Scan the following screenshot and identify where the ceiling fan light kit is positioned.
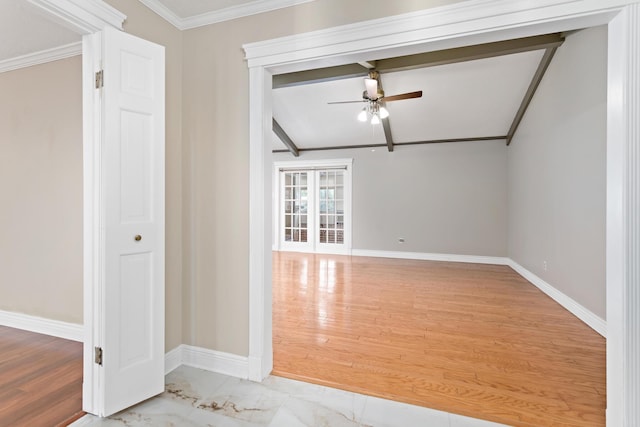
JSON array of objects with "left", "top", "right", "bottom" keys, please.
[
  {"left": 365, "top": 77, "right": 379, "bottom": 99},
  {"left": 358, "top": 101, "right": 389, "bottom": 124},
  {"left": 328, "top": 69, "right": 422, "bottom": 125}
]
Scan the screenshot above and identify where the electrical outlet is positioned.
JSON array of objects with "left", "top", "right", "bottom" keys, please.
[
  {"left": 398, "top": 238, "right": 405, "bottom": 243},
  {"left": 543, "top": 261, "right": 547, "bottom": 271}
]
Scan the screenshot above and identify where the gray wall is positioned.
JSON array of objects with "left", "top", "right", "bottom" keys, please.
[
  {"left": 274, "top": 139, "right": 508, "bottom": 257},
  {"left": 507, "top": 26, "right": 607, "bottom": 319}
]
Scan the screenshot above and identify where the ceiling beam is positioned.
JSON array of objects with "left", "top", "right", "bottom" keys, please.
[
  {"left": 273, "top": 64, "right": 368, "bottom": 89},
  {"left": 396, "top": 136, "right": 507, "bottom": 146},
  {"left": 271, "top": 136, "right": 507, "bottom": 154},
  {"left": 374, "top": 33, "right": 564, "bottom": 74},
  {"left": 506, "top": 46, "right": 558, "bottom": 146},
  {"left": 272, "top": 33, "right": 565, "bottom": 89},
  {"left": 376, "top": 73, "right": 394, "bottom": 152},
  {"left": 272, "top": 119, "right": 299, "bottom": 157}
]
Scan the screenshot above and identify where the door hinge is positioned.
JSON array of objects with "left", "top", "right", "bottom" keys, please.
[
  {"left": 94, "top": 346, "right": 103, "bottom": 366},
  {"left": 95, "top": 70, "right": 104, "bottom": 89}
]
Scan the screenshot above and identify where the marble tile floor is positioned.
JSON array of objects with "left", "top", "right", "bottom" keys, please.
[{"left": 70, "top": 366, "right": 509, "bottom": 427}]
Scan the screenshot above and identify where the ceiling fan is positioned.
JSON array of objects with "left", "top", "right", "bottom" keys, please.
[{"left": 328, "top": 70, "right": 423, "bottom": 124}]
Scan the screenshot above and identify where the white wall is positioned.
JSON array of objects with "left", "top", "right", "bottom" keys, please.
[
  {"left": 507, "top": 26, "right": 607, "bottom": 319},
  {"left": 274, "top": 139, "right": 508, "bottom": 257}
]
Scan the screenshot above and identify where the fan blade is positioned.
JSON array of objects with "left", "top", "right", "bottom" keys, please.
[
  {"left": 327, "top": 100, "right": 365, "bottom": 104},
  {"left": 383, "top": 91, "right": 423, "bottom": 102},
  {"left": 364, "top": 78, "right": 378, "bottom": 99}
]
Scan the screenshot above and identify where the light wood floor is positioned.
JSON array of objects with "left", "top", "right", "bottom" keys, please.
[
  {"left": 272, "top": 252, "right": 606, "bottom": 427},
  {"left": 0, "top": 326, "right": 84, "bottom": 427}
]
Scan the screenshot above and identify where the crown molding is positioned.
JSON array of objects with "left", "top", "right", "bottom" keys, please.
[
  {"left": 136, "top": 0, "right": 182, "bottom": 28},
  {"left": 138, "top": 0, "right": 315, "bottom": 31},
  {"left": 28, "top": 0, "right": 126, "bottom": 33},
  {"left": 0, "top": 41, "right": 82, "bottom": 74}
]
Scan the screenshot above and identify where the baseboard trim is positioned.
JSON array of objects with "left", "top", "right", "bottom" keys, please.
[
  {"left": 164, "top": 345, "right": 183, "bottom": 375},
  {"left": 507, "top": 260, "right": 606, "bottom": 337},
  {"left": 180, "top": 345, "right": 249, "bottom": 379},
  {"left": 0, "top": 309, "right": 83, "bottom": 342},
  {"left": 351, "top": 249, "right": 510, "bottom": 266}
]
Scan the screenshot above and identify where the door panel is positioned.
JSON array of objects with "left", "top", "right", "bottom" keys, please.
[
  {"left": 316, "top": 170, "right": 346, "bottom": 250},
  {"left": 280, "top": 171, "right": 312, "bottom": 252},
  {"left": 100, "top": 25, "right": 165, "bottom": 417},
  {"left": 118, "top": 252, "right": 152, "bottom": 365},
  {"left": 120, "top": 110, "right": 152, "bottom": 223}
]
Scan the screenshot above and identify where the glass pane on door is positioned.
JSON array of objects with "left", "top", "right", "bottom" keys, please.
[
  {"left": 283, "top": 172, "right": 308, "bottom": 243},
  {"left": 318, "top": 170, "right": 344, "bottom": 245}
]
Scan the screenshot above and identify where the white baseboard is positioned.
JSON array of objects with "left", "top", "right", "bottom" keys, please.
[
  {"left": 248, "top": 355, "right": 265, "bottom": 382},
  {"left": 351, "top": 249, "right": 510, "bottom": 265},
  {"left": 0, "top": 309, "right": 83, "bottom": 342},
  {"left": 166, "top": 344, "right": 249, "bottom": 380},
  {"left": 507, "top": 260, "right": 606, "bottom": 337},
  {"left": 164, "top": 345, "right": 183, "bottom": 375}
]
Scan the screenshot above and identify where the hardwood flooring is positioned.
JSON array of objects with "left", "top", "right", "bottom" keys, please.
[
  {"left": 272, "top": 252, "right": 606, "bottom": 427},
  {"left": 0, "top": 326, "right": 84, "bottom": 427}
]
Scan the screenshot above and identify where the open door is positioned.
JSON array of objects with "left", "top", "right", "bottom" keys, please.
[{"left": 83, "top": 25, "right": 165, "bottom": 417}]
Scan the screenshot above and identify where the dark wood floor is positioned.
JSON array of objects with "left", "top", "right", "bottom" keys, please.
[
  {"left": 272, "top": 251, "right": 606, "bottom": 427},
  {"left": 0, "top": 326, "right": 84, "bottom": 427}
]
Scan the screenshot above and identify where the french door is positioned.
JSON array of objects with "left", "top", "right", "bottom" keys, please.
[{"left": 276, "top": 161, "right": 351, "bottom": 254}]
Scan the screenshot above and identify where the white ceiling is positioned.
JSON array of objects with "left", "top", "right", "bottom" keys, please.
[
  {"left": 150, "top": 0, "right": 258, "bottom": 18},
  {"left": 272, "top": 50, "right": 545, "bottom": 151},
  {"left": 0, "top": 0, "right": 80, "bottom": 63}
]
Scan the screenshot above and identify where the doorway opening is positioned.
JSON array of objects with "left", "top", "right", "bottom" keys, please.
[{"left": 245, "top": 3, "right": 640, "bottom": 426}]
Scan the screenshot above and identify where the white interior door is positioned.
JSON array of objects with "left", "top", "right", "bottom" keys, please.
[{"left": 83, "top": 25, "right": 165, "bottom": 417}]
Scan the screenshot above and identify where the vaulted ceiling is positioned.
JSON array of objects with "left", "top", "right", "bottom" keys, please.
[{"left": 271, "top": 33, "right": 564, "bottom": 155}]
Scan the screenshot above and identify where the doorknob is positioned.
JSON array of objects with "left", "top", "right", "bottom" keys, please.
[{"left": 134, "top": 235, "right": 142, "bottom": 241}]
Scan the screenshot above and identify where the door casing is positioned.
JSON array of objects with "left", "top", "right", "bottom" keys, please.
[{"left": 245, "top": 2, "right": 640, "bottom": 426}]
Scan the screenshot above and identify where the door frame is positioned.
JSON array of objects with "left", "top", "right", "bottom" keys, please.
[
  {"left": 273, "top": 159, "right": 353, "bottom": 255},
  {"left": 28, "top": 0, "right": 127, "bottom": 416},
  {"left": 245, "top": 1, "right": 640, "bottom": 425}
]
